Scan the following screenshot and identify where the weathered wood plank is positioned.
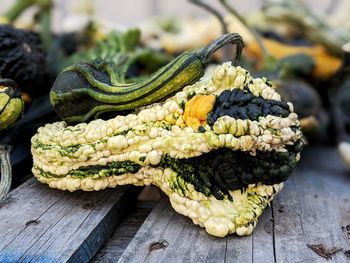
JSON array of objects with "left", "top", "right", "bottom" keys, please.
[
  {"left": 273, "top": 147, "right": 350, "bottom": 263},
  {"left": 117, "top": 199, "right": 177, "bottom": 263},
  {"left": 0, "top": 178, "right": 140, "bottom": 263},
  {"left": 252, "top": 206, "right": 275, "bottom": 263},
  {"left": 92, "top": 201, "right": 155, "bottom": 262},
  {"left": 183, "top": 227, "right": 226, "bottom": 263},
  {"left": 118, "top": 146, "right": 350, "bottom": 263},
  {"left": 118, "top": 199, "right": 274, "bottom": 263}
]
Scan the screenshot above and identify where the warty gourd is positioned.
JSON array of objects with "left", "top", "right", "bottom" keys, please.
[{"left": 31, "top": 60, "right": 303, "bottom": 237}]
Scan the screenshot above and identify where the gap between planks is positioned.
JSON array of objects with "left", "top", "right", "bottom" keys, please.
[{"left": 92, "top": 201, "right": 156, "bottom": 262}]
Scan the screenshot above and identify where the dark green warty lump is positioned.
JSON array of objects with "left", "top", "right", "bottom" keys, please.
[
  {"left": 207, "top": 88, "right": 291, "bottom": 125},
  {"left": 160, "top": 140, "right": 303, "bottom": 200},
  {"left": 37, "top": 140, "right": 302, "bottom": 200},
  {"left": 38, "top": 140, "right": 302, "bottom": 199},
  {"left": 39, "top": 161, "right": 141, "bottom": 179}
]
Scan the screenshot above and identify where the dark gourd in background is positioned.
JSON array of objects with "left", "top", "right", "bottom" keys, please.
[
  {"left": 0, "top": 25, "right": 48, "bottom": 96},
  {"left": 332, "top": 43, "right": 350, "bottom": 168},
  {"left": 254, "top": 54, "right": 322, "bottom": 133}
]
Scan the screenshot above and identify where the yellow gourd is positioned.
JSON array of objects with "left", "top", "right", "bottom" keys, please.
[{"left": 246, "top": 38, "right": 342, "bottom": 80}]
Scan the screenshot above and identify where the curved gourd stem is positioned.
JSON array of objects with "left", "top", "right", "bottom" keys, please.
[
  {"left": 4, "top": 0, "right": 52, "bottom": 22},
  {"left": 198, "top": 33, "right": 243, "bottom": 66},
  {"left": 219, "top": 0, "right": 269, "bottom": 57},
  {"left": 3, "top": 0, "right": 33, "bottom": 22},
  {"left": 189, "top": 0, "right": 228, "bottom": 34},
  {"left": 0, "top": 145, "right": 12, "bottom": 201},
  {"left": 3, "top": 0, "right": 53, "bottom": 52},
  {"left": 37, "top": 6, "right": 53, "bottom": 52},
  {"left": 189, "top": 0, "right": 231, "bottom": 62}
]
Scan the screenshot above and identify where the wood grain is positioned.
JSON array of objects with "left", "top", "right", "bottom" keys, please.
[
  {"left": 92, "top": 201, "right": 155, "bottom": 262},
  {"left": 118, "top": 146, "right": 350, "bottom": 263},
  {"left": 273, "top": 147, "right": 350, "bottom": 263},
  {"left": 0, "top": 179, "right": 140, "bottom": 263}
]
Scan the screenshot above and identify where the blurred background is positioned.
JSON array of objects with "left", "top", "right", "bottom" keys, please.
[{"left": 0, "top": 0, "right": 345, "bottom": 29}]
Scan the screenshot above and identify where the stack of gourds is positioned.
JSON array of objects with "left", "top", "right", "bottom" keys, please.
[{"left": 31, "top": 32, "right": 304, "bottom": 237}]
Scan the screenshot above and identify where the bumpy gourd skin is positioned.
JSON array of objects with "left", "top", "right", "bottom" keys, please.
[{"left": 31, "top": 63, "right": 303, "bottom": 237}]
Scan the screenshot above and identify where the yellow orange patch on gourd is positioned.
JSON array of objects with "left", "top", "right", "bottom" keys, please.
[{"left": 183, "top": 94, "right": 216, "bottom": 130}]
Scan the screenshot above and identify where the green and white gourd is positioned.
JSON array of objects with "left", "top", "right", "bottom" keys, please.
[
  {"left": 32, "top": 61, "right": 303, "bottom": 237},
  {"left": 50, "top": 33, "right": 243, "bottom": 124},
  {"left": 0, "top": 79, "right": 24, "bottom": 200}
]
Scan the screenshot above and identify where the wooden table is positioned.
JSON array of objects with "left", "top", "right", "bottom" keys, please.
[
  {"left": 0, "top": 146, "right": 349, "bottom": 262},
  {"left": 116, "top": 146, "right": 350, "bottom": 263},
  {"left": 0, "top": 181, "right": 140, "bottom": 262}
]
